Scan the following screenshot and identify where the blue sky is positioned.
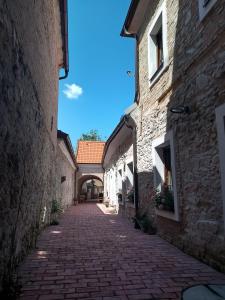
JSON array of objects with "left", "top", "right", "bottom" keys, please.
[{"left": 58, "top": 0, "right": 135, "bottom": 148}]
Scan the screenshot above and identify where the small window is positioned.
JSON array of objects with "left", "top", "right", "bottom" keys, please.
[
  {"left": 152, "top": 131, "right": 179, "bottom": 221},
  {"left": 117, "top": 169, "right": 123, "bottom": 192},
  {"left": 126, "top": 161, "right": 134, "bottom": 204},
  {"left": 198, "top": 0, "right": 217, "bottom": 20},
  {"left": 127, "top": 162, "right": 134, "bottom": 187},
  {"left": 51, "top": 116, "right": 53, "bottom": 131},
  {"left": 163, "top": 146, "right": 172, "bottom": 189},
  {"left": 156, "top": 28, "right": 164, "bottom": 70},
  {"left": 148, "top": 2, "right": 168, "bottom": 83},
  {"left": 61, "top": 176, "right": 66, "bottom": 183}
]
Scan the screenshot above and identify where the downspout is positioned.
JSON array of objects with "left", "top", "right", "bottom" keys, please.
[
  {"left": 59, "top": 0, "right": 69, "bottom": 80},
  {"left": 124, "top": 36, "right": 140, "bottom": 215}
]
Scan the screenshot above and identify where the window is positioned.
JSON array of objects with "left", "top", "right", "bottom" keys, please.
[
  {"left": 215, "top": 103, "right": 225, "bottom": 233},
  {"left": 198, "top": 0, "right": 217, "bottom": 20},
  {"left": 148, "top": 2, "right": 168, "bottom": 83},
  {"left": 117, "top": 168, "right": 123, "bottom": 203},
  {"left": 152, "top": 131, "right": 179, "bottom": 221},
  {"left": 127, "top": 162, "right": 134, "bottom": 187},
  {"left": 156, "top": 28, "right": 164, "bottom": 69},
  {"left": 126, "top": 160, "right": 135, "bottom": 204},
  {"left": 163, "top": 146, "right": 172, "bottom": 189}
]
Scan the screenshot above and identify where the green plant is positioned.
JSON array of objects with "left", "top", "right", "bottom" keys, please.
[
  {"left": 133, "top": 212, "right": 156, "bottom": 234},
  {"left": 51, "top": 199, "right": 62, "bottom": 214},
  {"left": 79, "top": 129, "right": 102, "bottom": 141},
  {"left": 50, "top": 219, "right": 59, "bottom": 226},
  {"left": 50, "top": 200, "right": 62, "bottom": 225},
  {"left": 126, "top": 188, "right": 134, "bottom": 202},
  {"left": 153, "top": 186, "right": 174, "bottom": 212}
]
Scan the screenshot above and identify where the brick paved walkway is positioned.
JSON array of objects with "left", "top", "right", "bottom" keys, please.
[{"left": 18, "top": 203, "right": 225, "bottom": 300}]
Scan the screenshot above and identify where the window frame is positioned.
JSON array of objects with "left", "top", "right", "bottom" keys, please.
[
  {"left": 215, "top": 103, "right": 225, "bottom": 234},
  {"left": 152, "top": 130, "right": 179, "bottom": 221},
  {"left": 117, "top": 165, "right": 123, "bottom": 204},
  {"left": 148, "top": 1, "right": 168, "bottom": 86},
  {"left": 125, "top": 157, "right": 135, "bottom": 206},
  {"left": 198, "top": 0, "right": 217, "bottom": 21}
]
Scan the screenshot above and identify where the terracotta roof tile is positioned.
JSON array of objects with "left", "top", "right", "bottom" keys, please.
[{"left": 76, "top": 141, "right": 105, "bottom": 164}]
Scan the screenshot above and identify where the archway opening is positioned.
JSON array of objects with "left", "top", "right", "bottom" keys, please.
[{"left": 78, "top": 176, "right": 103, "bottom": 202}]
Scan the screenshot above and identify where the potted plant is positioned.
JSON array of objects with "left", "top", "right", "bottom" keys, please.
[
  {"left": 153, "top": 185, "right": 174, "bottom": 212},
  {"left": 50, "top": 199, "right": 62, "bottom": 225},
  {"left": 126, "top": 188, "right": 134, "bottom": 203}
]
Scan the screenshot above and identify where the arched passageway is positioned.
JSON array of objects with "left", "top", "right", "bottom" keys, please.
[{"left": 78, "top": 175, "right": 103, "bottom": 202}]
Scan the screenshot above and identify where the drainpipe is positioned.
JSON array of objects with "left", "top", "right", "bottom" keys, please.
[
  {"left": 59, "top": 0, "right": 69, "bottom": 80},
  {"left": 124, "top": 36, "right": 140, "bottom": 215}
]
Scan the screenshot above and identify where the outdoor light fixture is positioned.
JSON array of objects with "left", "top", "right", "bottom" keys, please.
[
  {"left": 170, "top": 105, "right": 190, "bottom": 114},
  {"left": 126, "top": 70, "right": 135, "bottom": 77}
]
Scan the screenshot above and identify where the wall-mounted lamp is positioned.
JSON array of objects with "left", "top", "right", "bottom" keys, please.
[
  {"left": 126, "top": 70, "right": 135, "bottom": 77},
  {"left": 170, "top": 105, "right": 190, "bottom": 114}
]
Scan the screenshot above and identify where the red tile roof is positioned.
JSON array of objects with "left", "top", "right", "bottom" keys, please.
[{"left": 76, "top": 141, "right": 105, "bottom": 164}]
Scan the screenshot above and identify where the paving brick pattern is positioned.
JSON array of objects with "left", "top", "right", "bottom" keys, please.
[{"left": 18, "top": 203, "right": 225, "bottom": 300}]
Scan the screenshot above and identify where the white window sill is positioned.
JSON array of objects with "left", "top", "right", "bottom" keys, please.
[
  {"left": 149, "top": 63, "right": 169, "bottom": 89},
  {"left": 155, "top": 208, "right": 179, "bottom": 221}
]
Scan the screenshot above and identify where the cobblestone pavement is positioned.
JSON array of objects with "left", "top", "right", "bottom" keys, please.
[{"left": 18, "top": 203, "right": 225, "bottom": 300}]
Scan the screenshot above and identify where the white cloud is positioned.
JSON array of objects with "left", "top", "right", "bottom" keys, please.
[{"left": 63, "top": 83, "right": 83, "bottom": 99}]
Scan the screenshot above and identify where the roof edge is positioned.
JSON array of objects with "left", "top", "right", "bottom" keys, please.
[
  {"left": 102, "top": 116, "right": 127, "bottom": 165},
  {"left": 120, "top": 0, "right": 139, "bottom": 37},
  {"left": 59, "top": 0, "right": 69, "bottom": 80},
  {"left": 57, "top": 130, "right": 77, "bottom": 167}
]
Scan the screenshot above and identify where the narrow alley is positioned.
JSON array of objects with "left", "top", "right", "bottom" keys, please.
[{"left": 18, "top": 203, "right": 225, "bottom": 300}]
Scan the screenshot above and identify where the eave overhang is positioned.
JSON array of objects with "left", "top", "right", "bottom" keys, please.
[
  {"left": 57, "top": 130, "right": 77, "bottom": 168},
  {"left": 59, "top": 0, "right": 69, "bottom": 79},
  {"left": 120, "top": 0, "right": 149, "bottom": 38}
]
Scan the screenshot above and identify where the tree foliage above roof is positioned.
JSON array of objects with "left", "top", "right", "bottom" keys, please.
[{"left": 79, "top": 129, "right": 102, "bottom": 141}]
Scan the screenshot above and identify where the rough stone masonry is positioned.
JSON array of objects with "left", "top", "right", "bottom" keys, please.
[
  {"left": 0, "top": 0, "right": 65, "bottom": 293},
  {"left": 129, "top": 0, "right": 225, "bottom": 271}
]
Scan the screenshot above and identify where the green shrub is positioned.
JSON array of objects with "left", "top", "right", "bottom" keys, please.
[
  {"left": 153, "top": 186, "right": 174, "bottom": 212},
  {"left": 51, "top": 199, "right": 62, "bottom": 214}
]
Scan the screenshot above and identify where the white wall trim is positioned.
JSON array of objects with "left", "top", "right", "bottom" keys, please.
[
  {"left": 152, "top": 130, "right": 179, "bottom": 221},
  {"left": 216, "top": 103, "right": 225, "bottom": 233},
  {"left": 148, "top": 1, "right": 168, "bottom": 85}
]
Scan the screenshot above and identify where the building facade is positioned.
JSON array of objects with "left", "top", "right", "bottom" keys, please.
[
  {"left": 121, "top": 0, "right": 225, "bottom": 271},
  {"left": 56, "top": 130, "right": 77, "bottom": 210},
  {"left": 103, "top": 105, "right": 138, "bottom": 218},
  {"left": 75, "top": 141, "right": 105, "bottom": 201},
  {"left": 0, "top": 0, "right": 68, "bottom": 293}
]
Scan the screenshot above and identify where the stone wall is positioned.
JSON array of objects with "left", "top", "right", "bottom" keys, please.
[
  {"left": 103, "top": 127, "right": 135, "bottom": 219},
  {"left": 56, "top": 140, "right": 76, "bottom": 211},
  {"left": 76, "top": 164, "right": 104, "bottom": 199},
  {"left": 134, "top": 0, "right": 225, "bottom": 271},
  {"left": 0, "top": 0, "right": 63, "bottom": 292}
]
